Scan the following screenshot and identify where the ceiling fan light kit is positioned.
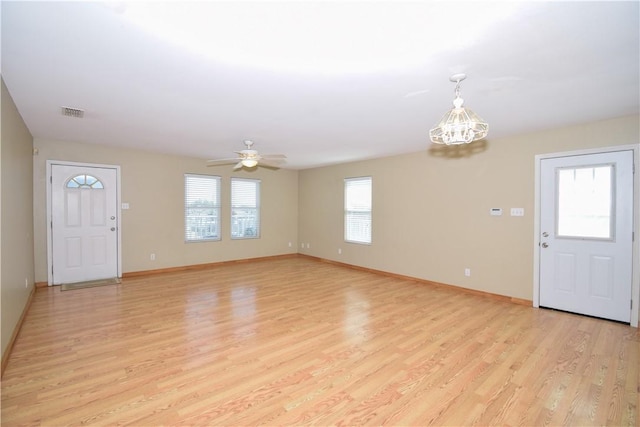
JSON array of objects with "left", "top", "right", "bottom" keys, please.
[
  {"left": 236, "top": 141, "right": 260, "bottom": 169},
  {"left": 429, "top": 73, "right": 489, "bottom": 145},
  {"left": 240, "top": 159, "right": 258, "bottom": 168}
]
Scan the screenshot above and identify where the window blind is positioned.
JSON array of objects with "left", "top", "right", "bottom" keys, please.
[
  {"left": 184, "top": 174, "right": 221, "bottom": 242},
  {"left": 344, "top": 177, "right": 372, "bottom": 244},
  {"left": 231, "top": 178, "right": 261, "bottom": 239}
]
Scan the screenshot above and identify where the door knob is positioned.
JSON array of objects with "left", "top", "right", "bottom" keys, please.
[
  {"left": 542, "top": 232, "right": 549, "bottom": 237},
  {"left": 111, "top": 227, "right": 116, "bottom": 231},
  {"left": 541, "top": 242, "right": 549, "bottom": 248}
]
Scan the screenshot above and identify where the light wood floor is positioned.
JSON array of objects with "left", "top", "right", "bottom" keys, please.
[{"left": 2, "top": 257, "right": 638, "bottom": 426}]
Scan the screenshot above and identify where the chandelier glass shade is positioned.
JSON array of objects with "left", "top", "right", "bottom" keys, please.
[
  {"left": 429, "top": 74, "right": 488, "bottom": 145},
  {"left": 241, "top": 159, "right": 258, "bottom": 168}
]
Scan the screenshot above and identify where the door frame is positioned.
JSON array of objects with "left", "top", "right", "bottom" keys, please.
[
  {"left": 46, "top": 160, "right": 122, "bottom": 286},
  {"left": 533, "top": 144, "right": 640, "bottom": 327}
]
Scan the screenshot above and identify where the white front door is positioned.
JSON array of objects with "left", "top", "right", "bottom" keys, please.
[
  {"left": 51, "top": 164, "right": 119, "bottom": 284},
  {"left": 539, "top": 150, "right": 633, "bottom": 322}
]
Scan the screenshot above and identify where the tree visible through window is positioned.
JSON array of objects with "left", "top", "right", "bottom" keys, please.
[
  {"left": 345, "top": 177, "right": 372, "bottom": 244},
  {"left": 184, "top": 174, "right": 221, "bottom": 242},
  {"left": 231, "top": 178, "right": 260, "bottom": 239}
]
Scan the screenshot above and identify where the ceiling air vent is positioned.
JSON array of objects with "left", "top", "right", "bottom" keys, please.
[{"left": 61, "top": 106, "right": 85, "bottom": 118}]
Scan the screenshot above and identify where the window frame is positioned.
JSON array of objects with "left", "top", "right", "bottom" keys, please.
[
  {"left": 184, "top": 174, "right": 221, "bottom": 243},
  {"left": 344, "top": 176, "right": 372, "bottom": 245},
  {"left": 231, "top": 177, "right": 261, "bottom": 240}
]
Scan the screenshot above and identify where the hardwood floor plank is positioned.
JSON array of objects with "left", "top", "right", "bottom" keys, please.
[{"left": 1, "top": 257, "right": 638, "bottom": 426}]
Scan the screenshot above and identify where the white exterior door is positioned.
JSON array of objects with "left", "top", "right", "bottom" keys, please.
[
  {"left": 539, "top": 150, "right": 633, "bottom": 322},
  {"left": 51, "top": 164, "right": 119, "bottom": 284}
]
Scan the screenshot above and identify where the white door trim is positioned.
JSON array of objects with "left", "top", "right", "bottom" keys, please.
[
  {"left": 46, "top": 160, "right": 122, "bottom": 286},
  {"left": 533, "top": 144, "right": 640, "bottom": 327}
]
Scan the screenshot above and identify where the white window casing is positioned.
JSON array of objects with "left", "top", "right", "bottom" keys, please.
[
  {"left": 345, "top": 176, "right": 372, "bottom": 244},
  {"left": 231, "top": 177, "right": 261, "bottom": 239},
  {"left": 185, "top": 174, "right": 221, "bottom": 242}
]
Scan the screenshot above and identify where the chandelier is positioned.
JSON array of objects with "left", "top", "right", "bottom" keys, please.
[{"left": 429, "top": 74, "right": 488, "bottom": 145}]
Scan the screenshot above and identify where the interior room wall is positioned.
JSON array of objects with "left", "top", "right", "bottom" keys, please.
[
  {"left": 25, "top": 115, "right": 640, "bottom": 310},
  {"left": 298, "top": 115, "right": 639, "bottom": 302},
  {"left": 32, "top": 139, "right": 299, "bottom": 283},
  {"left": 1, "top": 79, "right": 35, "bottom": 359}
]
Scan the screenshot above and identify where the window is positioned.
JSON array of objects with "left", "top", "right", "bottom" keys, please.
[
  {"left": 556, "top": 164, "right": 614, "bottom": 239},
  {"left": 345, "top": 177, "right": 372, "bottom": 244},
  {"left": 66, "top": 174, "right": 104, "bottom": 189},
  {"left": 184, "top": 174, "right": 221, "bottom": 242},
  {"left": 231, "top": 178, "right": 260, "bottom": 239}
]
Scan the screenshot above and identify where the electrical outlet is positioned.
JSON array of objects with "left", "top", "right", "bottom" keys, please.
[
  {"left": 464, "top": 268, "right": 471, "bottom": 277},
  {"left": 338, "top": 248, "right": 342, "bottom": 255},
  {"left": 288, "top": 242, "right": 292, "bottom": 247},
  {"left": 301, "top": 243, "right": 304, "bottom": 249},
  {"left": 306, "top": 243, "right": 310, "bottom": 249},
  {"left": 150, "top": 253, "right": 156, "bottom": 261},
  {"left": 25, "top": 278, "right": 29, "bottom": 288}
]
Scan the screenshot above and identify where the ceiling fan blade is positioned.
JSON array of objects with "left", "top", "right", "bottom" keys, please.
[
  {"left": 233, "top": 161, "right": 244, "bottom": 170},
  {"left": 259, "top": 159, "right": 286, "bottom": 168},
  {"left": 206, "top": 158, "right": 240, "bottom": 166},
  {"left": 260, "top": 154, "right": 287, "bottom": 159}
]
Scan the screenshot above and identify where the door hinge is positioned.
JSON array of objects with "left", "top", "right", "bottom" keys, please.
[
  {"left": 631, "top": 299, "right": 633, "bottom": 310},
  {"left": 50, "top": 175, "right": 52, "bottom": 183}
]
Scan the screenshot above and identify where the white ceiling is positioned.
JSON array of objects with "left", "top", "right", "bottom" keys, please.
[{"left": 1, "top": 1, "right": 638, "bottom": 169}]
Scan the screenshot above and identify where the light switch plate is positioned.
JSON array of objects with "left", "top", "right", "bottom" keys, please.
[{"left": 510, "top": 208, "right": 525, "bottom": 216}]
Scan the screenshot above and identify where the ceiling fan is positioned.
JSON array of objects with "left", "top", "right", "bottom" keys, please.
[{"left": 207, "top": 140, "right": 287, "bottom": 170}]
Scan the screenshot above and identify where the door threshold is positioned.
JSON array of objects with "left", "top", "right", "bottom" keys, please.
[
  {"left": 60, "top": 277, "right": 121, "bottom": 291},
  {"left": 539, "top": 306, "right": 630, "bottom": 325}
]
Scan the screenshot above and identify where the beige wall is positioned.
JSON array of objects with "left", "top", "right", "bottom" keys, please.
[
  {"left": 1, "top": 79, "right": 35, "bottom": 358},
  {"left": 298, "top": 115, "right": 639, "bottom": 301},
  {"left": 33, "top": 139, "right": 299, "bottom": 282},
  {"left": 18, "top": 113, "right": 640, "bottom": 331}
]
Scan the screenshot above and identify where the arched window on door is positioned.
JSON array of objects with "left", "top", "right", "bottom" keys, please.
[{"left": 66, "top": 174, "right": 104, "bottom": 189}]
